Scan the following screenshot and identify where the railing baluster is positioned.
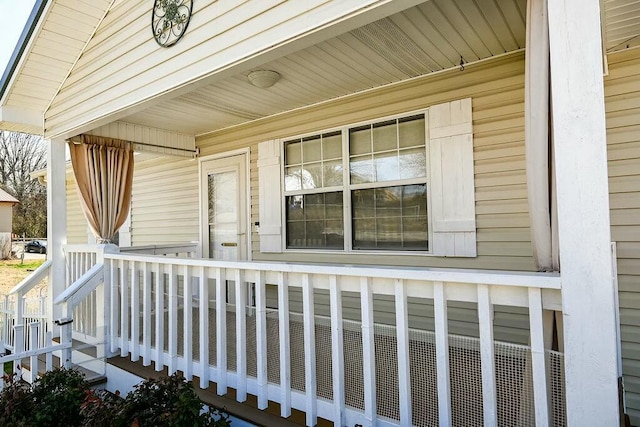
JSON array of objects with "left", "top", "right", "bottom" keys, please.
[
  {"left": 434, "top": 281, "right": 452, "bottom": 426},
  {"left": 45, "top": 331, "right": 52, "bottom": 372},
  {"left": 216, "top": 267, "right": 227, "bottom": 395},
  {"left": 130, "top": 261, "right": 140, "bottom": 362},
  {"left": 142, "top": 262, "right": 152, "bottom": 366},
  {"left": 302, "top": 273, "right": 317, "bottom": 426},
  {"left": 184, "top": 265, "right": 193, "bottom": 381},
  {"left": 329, "top": 275, "right": 345, "bottom": 426},
  {"left": 120, "top": 259, "right": 129, "bottom": 357},
  {"left": 198, "top": 266, "right": 209, "bottom": 388},
  {"left": 155, "top": 263, "right": 164, "bottom": 371},
  {"left": 360, "top": 277, "right": 376, "bottom": 426},
  {"left": 168, "top": 264, "right": 178, "bottom": 375},
  {"left": 395, "top": 279, "right": 412, "bottom": 424},
  {"left": 109, "top": 259, "right": 119, "bottom": 354},
  {"left": 13, "top": 324, "right": 23, "bottom": 374},
  {"left": 235, "top": 269, "right": 247, "bottom": 402},
  {"left": 255, "top": 270, "right": 268, "bottom": 409},
  {"left": 478, "top": 284, "right": 497, "bottom": 426},
  {"left": 278, "top": 271, "right": 291, "bottom": 417},
  {"left": 29, "top": 323, "right": 39, "bottom": 382},
  {"left": 529, "top": 287, "right": 549, "bottom": 427}
]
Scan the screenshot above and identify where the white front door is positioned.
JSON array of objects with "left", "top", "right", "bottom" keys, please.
[{"left": 200, "top": 154, "right": 248, "bottom": 260}]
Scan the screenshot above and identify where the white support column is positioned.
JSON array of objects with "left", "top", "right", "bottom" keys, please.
[
  {"left": 548, "top": 0, "right": 619, "bottom": 425},
  {"left": 47, "top": 138, "right": 67, "bottom": 326}
]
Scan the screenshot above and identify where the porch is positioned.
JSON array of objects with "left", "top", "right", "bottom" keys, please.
[{"left": 1, "top": 243, "right": 567, "bottom": 426}]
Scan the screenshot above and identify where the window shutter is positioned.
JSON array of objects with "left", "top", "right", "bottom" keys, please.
[
  {"left": 428, "top": 98, "right": 477, "bottom": 257},
  {"left": 258, "top": 140, "right": 283, "bottom": 252}
]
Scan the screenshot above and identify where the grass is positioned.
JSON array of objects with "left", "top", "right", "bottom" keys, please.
[{"left": 0, "top": 259, "right": 46, "bottom": 295}]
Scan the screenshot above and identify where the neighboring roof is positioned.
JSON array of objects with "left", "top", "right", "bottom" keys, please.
[{"left": 0, "top": 188, "right": 19, "bottom": 204}]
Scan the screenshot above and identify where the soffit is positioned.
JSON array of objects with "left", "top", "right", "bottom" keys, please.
[
  {"left": 603, "top": 0, "right": 640, "bottom": 52},
  {"left": 2, "top": 0, "right": 111, "bottom": 112},
  {"left": 122, "top": 0, "right": 528, "bottom": 136}
]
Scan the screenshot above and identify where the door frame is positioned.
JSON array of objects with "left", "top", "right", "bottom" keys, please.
[{"left": 198, "top": 148, "right": 252, "bottom": 261}]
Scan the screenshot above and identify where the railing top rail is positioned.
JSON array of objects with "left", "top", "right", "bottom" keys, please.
[
  {"left": 120, "top": 242, "right": 199, "bottom": 255},
  {"left": 54, "top": 263, "right": 104, "bottom": 306},
  {"left": 9, "top": 260, "right": 52, "bottom": 295},
  {"left": 103, "top": 253, "right": 561, "bottom": 289}
]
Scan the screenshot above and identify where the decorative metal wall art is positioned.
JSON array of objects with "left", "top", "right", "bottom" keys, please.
[{"left": 152, "top": 0, "right": 193, "bottom": 47}]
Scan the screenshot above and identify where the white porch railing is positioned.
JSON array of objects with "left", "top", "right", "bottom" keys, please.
[
  {"left": 0, "top": 260, "right": 51, "bottom": 353},
  {"left": 99, "top": 252, "right": 564, "bottom": 427}
]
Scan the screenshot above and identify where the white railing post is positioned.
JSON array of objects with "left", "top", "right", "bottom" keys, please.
[
  {"left": 477, "top": 284, "right": 497, "bottom": 426},
  {"left": 360, "top": 277, "right": 376, "bottom": 427},
  {"left": 302, "top": 273, "right": 317, "bottom": 426},
  {"left": 395, "top": 279, "right": 412, "bottom": 425},
  {"left": 183, "top": 265, "right": 193, "bottom": 381},
  {"left": 29, "top": 322, "right": 39, "bottom": 381},
  {"left": 47, "top": 137, "right": 67, "bottom": 329},
  {"left": 329, "top": 275, "right": 345, "bottom": 426},
  {"left": 215, "top": 267, "right": 227, "bottom": 395},
  {"left": 13, "top": 324, "right": 24, "bottom": 374},
  {"left": 96, "top": 244, "right": 119, "bottom": 359},
  {"left": 528, "top": 288, "right": 549, "bottom": 426},
  {"left": 434, "top": 281, "right": 452, "bottom": 425},
  {"left": 255, "top": 270, "right": 268, "bottom": 409},
  {"left": 235, "top": 269, "right": 247, "bottom": 402},
  {"left": 198, "top": 266, "right": 209, "bottom": 388},
  {"left": 278, "top": 271, "right": 291, "bottom": 417}
]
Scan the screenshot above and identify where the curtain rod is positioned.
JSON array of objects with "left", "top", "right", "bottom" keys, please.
[{"left": 68, "top": 135, "right": 198, "bottom": 155}]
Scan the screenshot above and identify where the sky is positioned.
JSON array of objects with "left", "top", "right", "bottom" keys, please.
[{"left": 0, "top": 0, "right": 37, "bottom": 77}]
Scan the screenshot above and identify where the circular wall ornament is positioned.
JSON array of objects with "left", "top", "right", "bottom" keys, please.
[{"left": 152, "top": 0, "right": 193, "bottom": 47}]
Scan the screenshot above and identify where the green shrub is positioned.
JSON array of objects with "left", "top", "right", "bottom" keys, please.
[
  {"left": 0, "top": 367, "right": 88, "bottom": 427},
  {"left": 30, "top": 367, "right": 89, "bottom": 427},
  {"left": 81, "top": 373, "right": 231, "bottom": 427},
  {"left": 1, "top": 369, "right": 231, "bottom": 427},
  {"left": 0, "top": 371, "right": 34, "bottom": 427}
]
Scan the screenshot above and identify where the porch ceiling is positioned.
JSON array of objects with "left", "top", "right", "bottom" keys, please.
[{"left": 121, "top": 0, "right": 528, "bottom": 136}]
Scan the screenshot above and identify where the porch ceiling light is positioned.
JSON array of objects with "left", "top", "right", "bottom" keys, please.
[{"left": 247, "top": 70, "right": 280, "bottom": 88}]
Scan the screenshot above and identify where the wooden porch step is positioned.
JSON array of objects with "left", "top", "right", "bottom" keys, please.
[
  {"left": 20, "top": 353, "right": 107, "bottom": 388},
  {"left": 108, "top": 356, "right": 332, "bottom": 427}
]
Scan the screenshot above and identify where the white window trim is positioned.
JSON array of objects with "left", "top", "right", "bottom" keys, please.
[{"left": 280, "top": 108, "right": 435, "bottom": 256}]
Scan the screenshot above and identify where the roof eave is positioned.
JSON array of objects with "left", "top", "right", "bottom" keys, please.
[{"left": 0, "top": 0, "right": 49, "bottom": 104}]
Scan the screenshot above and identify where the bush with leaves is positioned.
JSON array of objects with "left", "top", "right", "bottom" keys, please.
[
  {"left": 0, "top": 371, "right": 34, "bottom": 427},
  {"left": 81, "top": 373, "right": 231, "bottom": 427},
  {"left": 0, "top": 367, "right": 88, "bottom": 427}
]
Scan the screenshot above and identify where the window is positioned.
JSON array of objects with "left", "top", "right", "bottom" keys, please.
[
  {"left": 283, "top": 114, "right": 429, "bottom": 252},
  {"left": 258, "top": 98, "right": 477, "bottom": 257}
]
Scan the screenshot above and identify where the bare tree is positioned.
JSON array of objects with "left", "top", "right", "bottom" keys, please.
[{"left": 0, "top": 131, "right": 47, "bottom": 237}]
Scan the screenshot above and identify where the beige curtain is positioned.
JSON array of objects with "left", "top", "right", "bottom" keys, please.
[{"left": 68, "top": 135, "right": 134, "bottom": 243}]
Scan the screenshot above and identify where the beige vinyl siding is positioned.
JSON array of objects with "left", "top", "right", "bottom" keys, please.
[
  {"left": 66, "top": 178, "right": 87, "bottom": 244},
  {"left": 198, "top": 50, "right": 535, "bottom": 272},
  {"left": 0, "top": 204, "right": 13, "bottom": 232},
  {"left": 198, "top": 51, "right": 533, "bottom": 345},
  {"left": 0, "top": 205, "right": 11, "bottom": 232},
  {"left": 45, "top": 0, "right": 416, "bottom": 138},
  {"left": 130, "top": 157, "right": 199, "bottom": 246},
  {"left": 605, "top": 47, "right": 640, "bottom": 425}
]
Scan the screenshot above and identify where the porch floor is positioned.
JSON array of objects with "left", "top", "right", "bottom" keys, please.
[{"left": 107, "top": 355, "right": 322, "bottom": 427}]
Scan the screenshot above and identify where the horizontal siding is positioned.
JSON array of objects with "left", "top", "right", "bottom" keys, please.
[
  {"left": 130, "top": 156, "right": 199, "bottom": 246},
  {"left": 66, "top": 178, "right": 87, "bottom": 244},
  {"left": 605, "top": 47, "right": 640, "bottom": 426},
  {"left": 0, "top": 205, "right": 12, "bottom": 232},
  {"left": 45, "top": 0, "right": 421, "bottom": 137},
  {"left": 197, "top": 51, "right": 533, "bottom": 345},
  {"left": 199, "top": 49, "right": 535, "bottom": 272}
]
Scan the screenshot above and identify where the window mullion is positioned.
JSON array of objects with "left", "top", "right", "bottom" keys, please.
[{"left": 343, "top": 128, "right": 351, "bottom": 252}]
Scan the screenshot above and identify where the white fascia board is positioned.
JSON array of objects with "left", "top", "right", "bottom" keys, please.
[{"left": 0, "top": 106, "right": 43, "bottom": 134}]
